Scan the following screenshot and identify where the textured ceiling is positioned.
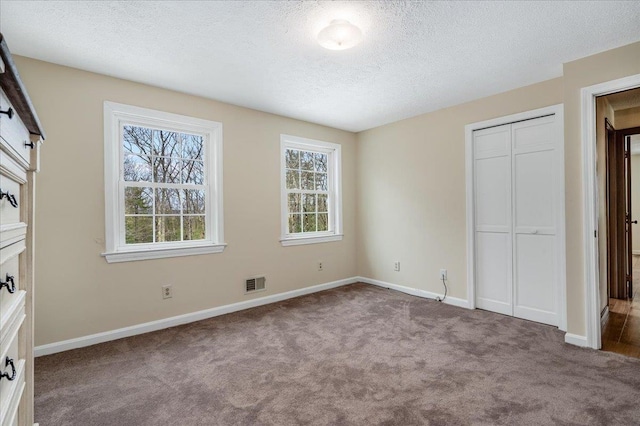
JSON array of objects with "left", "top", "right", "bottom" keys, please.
[{"left": 1, "top": 1, "right": 640, "bottom": 132}]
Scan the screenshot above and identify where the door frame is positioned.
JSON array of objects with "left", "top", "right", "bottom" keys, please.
[
  {"left": 465, "top": 104, "right": 567, "bottom": 331},
  {"left": 581, "top": 73, "right": 640, "bottom": 350}
]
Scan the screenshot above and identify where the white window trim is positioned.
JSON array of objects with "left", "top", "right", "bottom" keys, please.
[
  {"left": 280, "top": 134, "right": 343, "bottom": 246},
  {"left": 102, "top": 101, "right": 225, "bottom": 263}
]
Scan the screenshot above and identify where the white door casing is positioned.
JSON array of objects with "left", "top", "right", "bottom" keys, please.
[{"left": 581, "top": 74, "right": 640, "bottom": 349}]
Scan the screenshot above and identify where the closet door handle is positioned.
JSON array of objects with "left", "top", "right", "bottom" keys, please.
[
  {"left": 0, "top": 357, "right": 16, "bottom": 381},
  {"left": 0, "top": 107, "right": 13, "bottom": 119},
  {"left": 0, "top": 274, "right": 15, "bottom": 294}
]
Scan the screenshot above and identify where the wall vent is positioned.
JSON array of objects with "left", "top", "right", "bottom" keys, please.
[{"left": 245, "top": 276, "right": 266, "bottom": 293}]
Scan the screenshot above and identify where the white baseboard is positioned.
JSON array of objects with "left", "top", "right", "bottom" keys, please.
[
  {"left": 633, "top": 250, "right": 640, "bottom": 255},
  {"left": 357, "top": 276, "right": 470, "bottom": 309},
  {"left": 35, "top": 276, "right": 358, "bottom": 357},
  {"left": 564, "top": 333, "right": 589, "bottom": 347}
]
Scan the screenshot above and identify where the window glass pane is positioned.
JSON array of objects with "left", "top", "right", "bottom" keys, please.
[
  {"left": 153, "top": 130, "right": 180, "bottom": 158},
  {"left": 125, "top": 187, "right": 153, "bottom": 214},
  {"left": 181, "top": 133, "right": 203, "bottom": 160},
  {"left": 155, "top": 188, "right": 181, "bottom": 214},
  {"left": 123, "top": 126, "right": 152, "bottom": 156},
  {"left": 314, "top": 153, "right": 327, "bottom": 172},
  {"left": 303, "top": 213, "right": 316, "bottom": 232},
  {"left": 153, "top": 157, "right": 181, "bottom": 183},
  {"left": 286, "top": 170, "right": 300, "bottom": 189},
  {"left": 183, "top": 216, "right": 205, "bottom": 240},
  {"left": 315, "top": 172, "right": 327, "bottom": 191},
  {"left": 303, "top": 194, "right": 316, "bottom": 213},
  {"left": 286, "top": 149, "right": 299, "bottom": 169},
  {"left": 318, "top": 213, "right": 328, "bottom": 232},
  {"left": 317, "top": 194, "right": 328, "bottom": 213},
  {"left": 155, "top": 216, "right": 181, "bottom": 242},
  {"left": 182, "top": 160, "right": 204, "bottom": 184},
  {"left": 288, "top": 214, "right": 301, "bottom": 233},
  {"left": 125, "top": 216, "right": 153, "bottom": 244},
  {"left": 301, "top": 151, "right": 314, "bottom": 171},
  {"left": 301, "top": 171, "right": 314, "bottom": 190},
  {"left": 287, "top": 193, "right": 301, "bottom": 213},
  {"left": 124, "top": 154, "right": 152, "bottom": 182},
  {"left": 183, "top": 189, "right": 205, "bottom": 214}
]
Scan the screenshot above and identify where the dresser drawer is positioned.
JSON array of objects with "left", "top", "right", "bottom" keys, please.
[
  {"left": 0, "top": 89, "right": 31, "bottom": 168},
  {"left": 2, "top": 379, "right": 23, "bottom": 426},
  {"left": 0, "top": 307, "right": 25, "bottom": 426},
  {"left": 0, "top": 241, "right": 24, "bottom": 330},
  {"left": 0, "top": 173, "right": 20, "bottom": 227}
]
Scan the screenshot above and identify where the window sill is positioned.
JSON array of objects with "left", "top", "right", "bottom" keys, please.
[
  {"left": 280, "top": 234, "right": 343, "bottom": 247},
  {"left": 102, "top": 243, "right": 227, "bottom": 263}
]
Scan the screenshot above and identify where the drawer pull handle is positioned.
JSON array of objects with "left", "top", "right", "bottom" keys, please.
[
  {"left": 0, "top": 274, "right": 15, "bottom": 294},
  {"left": 0, "top": 107, "right": 13, "bottom": 119},
  {"left": 0, "top": 188, "right": 18, "bottom": 208},
  {"left": 24, "top": 141, "right": 35, "bottom": 149},
  {"left": 0, "top": 357, "right": 16, "bottom": 381}
]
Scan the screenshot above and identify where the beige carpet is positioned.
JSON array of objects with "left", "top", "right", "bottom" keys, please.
[{"left": 35, "top": 283, "right": 640, "bottom": 425}]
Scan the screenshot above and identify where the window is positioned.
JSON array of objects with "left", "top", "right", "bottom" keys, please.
[
  {"left": 280, "top": 134, "right": 342, "bottom": 246},
  {"left": 103, "top": 102, "right": 224, "bottom": 263}
]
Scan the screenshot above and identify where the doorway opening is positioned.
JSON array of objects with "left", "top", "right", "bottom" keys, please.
[{"left": 596, "top": 87, "right": 640, "bottom": 357}]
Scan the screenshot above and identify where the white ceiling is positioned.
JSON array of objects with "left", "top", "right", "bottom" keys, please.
[{"left": 2, "top": 1, "right": 640, "bottom": 132}]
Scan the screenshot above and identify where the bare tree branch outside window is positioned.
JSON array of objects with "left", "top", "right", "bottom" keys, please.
[{"left": 123, "top": 125, "right": 206, "bottom": 244}]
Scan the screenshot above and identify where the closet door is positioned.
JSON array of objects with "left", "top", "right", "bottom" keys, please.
[
  {"left": 474, "top": 124, "right": 513, "bottom": 316},
  {"left": 511, "top": 115, "right": 559, "bottom": 326}
]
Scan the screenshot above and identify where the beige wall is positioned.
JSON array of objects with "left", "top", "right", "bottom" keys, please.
[
  {"left": 563, "top": 41, "right": 640, "bottom": 336},
  {"left": 19, "top": 40, "right": 640, "bottom": 347},
  {"left": 595, "top": 97, "right": 615, "bottom": 313},
  {"left": 356, "top": 78, "right": 563, "bottom": 300},
  {"left": 357, "top": 40, "right": 640, "bottom": 338},
  {"left": 616, "top": 106, "right": 640, "bottom": 130},
  {"left": 15, "top": 57, "right": 357, "bottom": 346}
]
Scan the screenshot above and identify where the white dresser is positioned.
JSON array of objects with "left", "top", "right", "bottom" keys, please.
[{"left": 0, "top": 34, "right": 45, "bottom": 426}]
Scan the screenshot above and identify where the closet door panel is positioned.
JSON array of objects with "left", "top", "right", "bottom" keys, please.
[
  {"left": 476, "top": 156, "right": 510, "bottom": 229},
  {"left": 512, "top": 116, "right": 559, "bottom": 326},
  {"left": 513, "top": 150, "right": 555, "bottom": 230},
  {"left": 474, "top": 125, "right": 512, "bottom": 315},
  {"left": 513, "top": 234, "right": 557, "bottom": 324},
  {"left": 476, "top": 232, "right": 512, "bottom": 315}
]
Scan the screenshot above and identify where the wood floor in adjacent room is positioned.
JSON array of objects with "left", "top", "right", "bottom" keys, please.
[{"left": 602, "top": 256, "right": 640, "bottom": 358}]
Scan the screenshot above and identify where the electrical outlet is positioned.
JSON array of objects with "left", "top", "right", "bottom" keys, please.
[
  {"left": 162, "top": 285, "right": 173, "bottom": 299},
  {"left": 394, "top": 261, "right": 400, "bottom": 272},
  {"left": 318, "top": 261, "right": 324, "bottom": 272},
  {"left": 440, "top": 269, "right": 447, "bottom": 280}
]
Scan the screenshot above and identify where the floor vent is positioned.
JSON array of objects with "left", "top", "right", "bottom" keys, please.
[{"left": 245, "top": 276, "right": 266, "bottom": 293}]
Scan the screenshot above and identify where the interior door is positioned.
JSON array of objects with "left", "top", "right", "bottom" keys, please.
[
  {"left": 608, "top": 128, "right": 640, "bottom": 299},
  {"left": 620, "top": 128, "right": 640, "bottom": 297},
  {"left": 625, "top": 133, "right": 633, "bottom": 297},
  {"left": 607, "top": 129, "right": 626, "bottom": 298},
  {"left": 511, "top": 115, "right": 559, "bottom": 326},
  {"left": 474, "top": 124, "right": 512, "bottom": 316}
]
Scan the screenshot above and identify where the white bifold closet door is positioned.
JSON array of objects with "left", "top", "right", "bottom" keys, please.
[{"left": 474, "top": 115, "right": 561, "bottom": 327}]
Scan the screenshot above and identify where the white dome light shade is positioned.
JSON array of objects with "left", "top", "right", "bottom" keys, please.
[{"left": 317, "top": 19, "right": 363, "bottom": 50}]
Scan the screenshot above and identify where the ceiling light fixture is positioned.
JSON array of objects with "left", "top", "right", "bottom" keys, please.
[{"left": 317, "top": 19, "right": 363, "bottom": 51}]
